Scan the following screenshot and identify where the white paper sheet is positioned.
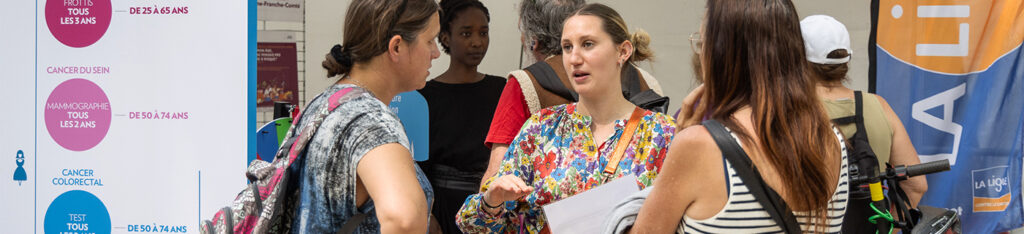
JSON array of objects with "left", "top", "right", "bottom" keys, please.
[{"left": 542, "top": 175, "right": 639, "bottom": 234}]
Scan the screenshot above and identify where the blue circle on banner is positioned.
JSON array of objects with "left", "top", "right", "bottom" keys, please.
[
  {"left": 389, "top": 91, "right": 430, "bottom": 162},
  {"left": 254, "top": 117, "right": 292, "bottom": 164},
  {"left": 44, "top": 190, "right": 111, "bottom": 234}
]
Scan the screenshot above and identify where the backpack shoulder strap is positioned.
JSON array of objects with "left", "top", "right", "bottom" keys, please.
[
  {"left": 621, "top": 64, "right": 645, "bottom": 97},
  {"left": 622, "top": 65, "right": 670, "bottom": 113},
  {"left": 853, "top": 91, "right": 867, "bottom": 134},
  {"left": 509, "top": 70, "right": 542, "bottom": 113},
  {"left": 634, "top": 66, "right": 664, "bottom": 95},
  {"left": 702, "top": 119, "right": 801, "bottom": 233},
  {"left": 326, "top": 87, "right": 359, "bottom": 112},
  {"left": 831, "top": 116, "right": 857, "bottom": 125},
  {"left": 336, "top": 213, "right": 368, "bottom": 234},
  {"left": 850, "top": 90, "right": 880, "bottom": 174},
  {"left": 525, "top": 61, "right": 578, "bottom": 102},
  {"left": 829, "top": 91, "right": 867, "bottom": 126},
  {"left": 278, "top": 87, "right": 364, "bottom": 163}
]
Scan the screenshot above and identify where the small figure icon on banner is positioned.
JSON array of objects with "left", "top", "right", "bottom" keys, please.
[{"left": 14, "top": 150, "right": 27, "bottom": 186}]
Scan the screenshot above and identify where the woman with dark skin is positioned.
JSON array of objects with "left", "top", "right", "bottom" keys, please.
[
  {"left": 416, "top": 1, "right": 505, "bottom": 233},
  {"left": 432, "top": 0, "right": 494, "bottom": 85}
]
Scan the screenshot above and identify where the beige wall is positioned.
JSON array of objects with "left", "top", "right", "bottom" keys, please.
[{"left": 304, "top": 0, "right": 873, "bottom": 114}]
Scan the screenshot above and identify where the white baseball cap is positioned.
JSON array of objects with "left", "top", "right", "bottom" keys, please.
[{"left": 800, "top": 15, "right": 851, "bottom": 64}]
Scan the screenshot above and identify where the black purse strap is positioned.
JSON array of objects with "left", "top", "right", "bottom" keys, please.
[{"left": 702, "top": 120, "right": 801, "bottom": 233}]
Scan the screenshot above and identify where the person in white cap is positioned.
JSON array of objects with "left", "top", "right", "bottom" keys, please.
[{"left": 801, "top": 14, "right": 928, "bottom": 234}]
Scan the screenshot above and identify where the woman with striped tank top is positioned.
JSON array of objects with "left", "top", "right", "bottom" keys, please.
[{"left": 628, "top": 0, "right": 849, "bottom": 233}]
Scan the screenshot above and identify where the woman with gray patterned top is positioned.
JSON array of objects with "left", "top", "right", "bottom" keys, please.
[{"left": 289, "top": 0, "right": 441, "bottom": 233}]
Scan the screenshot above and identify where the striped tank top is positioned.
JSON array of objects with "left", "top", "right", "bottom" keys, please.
[{"left": 680, "top": 126, "right": 849, "bottom": 233}]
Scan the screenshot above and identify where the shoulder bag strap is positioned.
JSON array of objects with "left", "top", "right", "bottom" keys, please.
[
  {"left": 603, "top": 107, "right": 646, "bottom": 177},
  {"left": 702, "top": 119, "right": 801, "bottom": 233}
]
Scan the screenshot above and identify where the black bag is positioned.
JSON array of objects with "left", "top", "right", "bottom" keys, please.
[
  {"left": 831, "top": 91, "right": 883, "bottom": 234},
  {"left": 703, "top": 120, "right": 801, "bottom": 233},
  {"left": 525, "top": 62, "right": 670, "bottom": 113}
]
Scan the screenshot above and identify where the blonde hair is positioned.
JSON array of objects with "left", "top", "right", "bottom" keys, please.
[{"left": 571, "top": 3, "right": 654, "bottom": 62}]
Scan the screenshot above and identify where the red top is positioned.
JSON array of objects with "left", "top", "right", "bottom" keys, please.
[{"left": 484, "top": 76, "right": 531, "bottom": 148}]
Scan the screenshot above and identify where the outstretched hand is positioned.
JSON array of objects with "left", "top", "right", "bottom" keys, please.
[{"left": 483, "top": 175, "right": 534, "bottom": 207}]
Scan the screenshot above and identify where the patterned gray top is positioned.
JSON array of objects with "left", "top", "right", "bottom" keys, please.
[{"left": 291, "top": 84, "right": 434, "bottom": 233}]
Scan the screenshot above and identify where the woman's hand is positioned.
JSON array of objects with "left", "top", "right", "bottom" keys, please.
[
  {"left": 677, "top": 84, "right": 706, "bottom": 128},
  {"left": 483, "top": 175, "right": 534, "bottom": 210}
]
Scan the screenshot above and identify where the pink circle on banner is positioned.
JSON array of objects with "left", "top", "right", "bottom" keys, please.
[
  {"left": 45, "top": 0, "right": 112, "bottom": 48},
  {"left": 45, "top": 79, "right": 112, "bottom": 151}
]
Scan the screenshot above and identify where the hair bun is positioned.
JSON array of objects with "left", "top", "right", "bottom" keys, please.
[
  {"left": 630, "top": 29, "right": 653, "bottom": 62},
  {"left": 330, "top": 44, "right": 355, "bottom": 68},
  {"left": 323, "top": 44, "right": 354, "bottom": 77}
]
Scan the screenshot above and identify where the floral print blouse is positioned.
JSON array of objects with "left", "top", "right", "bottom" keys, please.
[{"left": 456, "top": 103, "right": 677, "bottom": 233}]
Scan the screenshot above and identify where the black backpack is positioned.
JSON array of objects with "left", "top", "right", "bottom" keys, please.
[
  {"left": 833, "top": 91, "right": 883, "bottom": 233},
  {"left": 524, "top": 62, "right": 670, "bottom": 113}
]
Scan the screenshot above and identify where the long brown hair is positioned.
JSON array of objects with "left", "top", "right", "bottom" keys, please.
[
  {"left": 701, "top": 0, "right": 840, "bottom": 230},
  {"left": 323, "top": 0, "right": 440, "bottom": 77}
]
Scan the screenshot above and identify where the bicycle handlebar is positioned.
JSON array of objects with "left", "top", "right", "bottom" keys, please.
[
  {"left": 852, "top": 160, "right": 951, "bottom": 185},
  {"left": 904, "top": 160, "right": 951, "bottom": 178}
]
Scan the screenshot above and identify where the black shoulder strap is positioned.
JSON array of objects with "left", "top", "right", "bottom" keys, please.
[
  {"left": 628, "top": 90, "right": 670, "bottom": 113},
  {"left": 852, "top": 91, "right": 867, "bottom": 135},
  {"left": 827, "top": 90, "right": 860, "bottom": 126},
  {"left": 336, "top": 213, "right": 367, "bottom": 234},
  {"left": 830, "top": 91, "right": 865, "bottom": 126},
  {"left": 702, "top": 120, "right": 801, "bottom": 233},
  {"left": 525, "top": 62, "right": 578, "bottom": 101},
  {"left": 843, "top": 91, "right": 883, "bottom": 201},
  {"left": 831, "top": 116, "right": 856, "bottom": 125},
  {"left": 621, "top": 64, "right": 644, "bottom": 97},
  {"left": 621, "top": 65, "right": 671, "bottom": 113}
]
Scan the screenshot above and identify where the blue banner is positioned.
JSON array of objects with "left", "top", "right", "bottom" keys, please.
[
  {"left": 390, "top": 91, "right": 430, "bottom": 162},
  {"left": 873, "top": 1, "right": 1024, "bottom": 232}
]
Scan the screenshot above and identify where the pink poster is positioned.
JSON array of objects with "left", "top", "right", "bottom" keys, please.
[{"left": 257, "top": 43, "right": 299, "bottom": 107}]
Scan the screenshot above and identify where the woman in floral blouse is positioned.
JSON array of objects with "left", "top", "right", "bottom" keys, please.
[{"left": 455, "top": 4, "right": 677, "bottom": 233}]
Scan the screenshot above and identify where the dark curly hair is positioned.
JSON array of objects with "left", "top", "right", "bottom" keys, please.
[{"left": 438, "top": 0, "right": 490, "bottom": 54}]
